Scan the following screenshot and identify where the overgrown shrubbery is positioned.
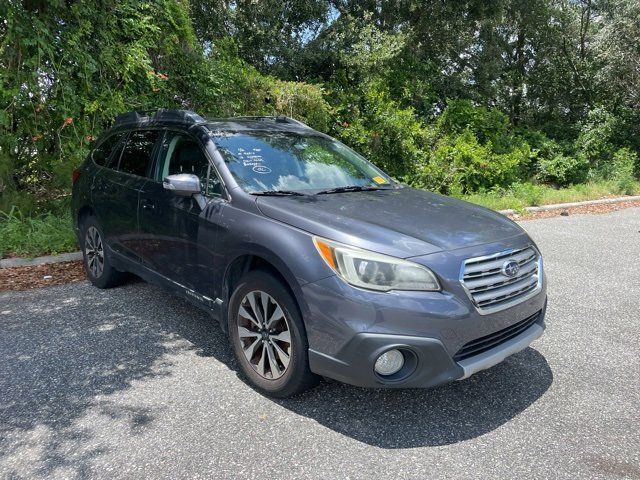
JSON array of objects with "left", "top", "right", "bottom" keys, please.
[
  {"left": 537, "top": 154, "right": 590, "bottom": 186},
  {"left": 611, "top": 148, "right": 638, "bottom": 195},
  {"left": 410, "top": 131, "right": 529, "bottom": 195},
  {"left": 409, "top": 100, "right": 535, "bottom": 194},
  {"left": 0, "top": 0, "right": 330, "bottom": 216},
  {"left": 1, "top": 0, "right": 639, "bottom": 230},
  {"left": 334, "top": 84, "right": 432, "bottom": 177},
  {"left": 0, "top": 207, "right": 76, "bottom": 258},
  {"left": 335, "top": 95, "right": 638, "bottom": 196}
]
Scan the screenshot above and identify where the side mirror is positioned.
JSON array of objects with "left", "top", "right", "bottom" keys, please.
[{"left": 163, "top": 174, "right": 201, "bottom": 196}]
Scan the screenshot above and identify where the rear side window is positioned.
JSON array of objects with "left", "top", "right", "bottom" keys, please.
[
  {"left": 118, "top": 130, "right": 160, "bottom": 177},
  {"left": 92, "top": 132, "right": 125, "bottom": 167}
]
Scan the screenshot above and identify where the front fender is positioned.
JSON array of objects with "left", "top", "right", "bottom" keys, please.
[{"left": 215, "top": 202, "right": 335, "bottom": 321}]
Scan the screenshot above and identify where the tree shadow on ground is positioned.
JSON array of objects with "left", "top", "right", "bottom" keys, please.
[
  {"left": 0, "top": 280, "right": 227, "bottom": 478},
  {"left": 0, "top": 280, "right": 552, "bottom": 479}
]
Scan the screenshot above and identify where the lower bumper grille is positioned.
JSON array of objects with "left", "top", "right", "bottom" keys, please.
[{"left": 453, "top": 311, "right": 541, "bottom": 362}]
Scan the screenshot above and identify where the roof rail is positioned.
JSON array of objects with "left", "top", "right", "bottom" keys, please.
[
  {"left": 114, "top": 109, "right": 206, "bottom": 127},
  {"left": 113, "top": 110, "right": 154, "bottom": 125},
  {"left": 277, "top": 116, "right": 311, "bottom": 128},
  {"left": 222, "top": 116, "right": 312, "bottom": 129}
]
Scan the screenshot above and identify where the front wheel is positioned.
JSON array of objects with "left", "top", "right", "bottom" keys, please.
[{"left": 228, "top": 271, "right": 319, "bottom": 398}]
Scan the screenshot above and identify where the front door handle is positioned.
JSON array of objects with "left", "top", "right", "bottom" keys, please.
[{"left": 141, "top": 199, "right": 155, "bottom": 210}]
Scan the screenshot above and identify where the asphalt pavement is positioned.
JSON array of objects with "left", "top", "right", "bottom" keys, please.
[{"left": 1, "top": 207, "right": 639, "bottom": 479}]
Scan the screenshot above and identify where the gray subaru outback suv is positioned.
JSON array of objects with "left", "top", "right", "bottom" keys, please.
[{"left": 71, "top": 109, "right": 547, "bottom": 397}]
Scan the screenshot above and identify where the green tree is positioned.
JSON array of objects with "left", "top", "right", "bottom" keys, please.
[{"left": 0, "top": 0, "right": 330, "bottom": 212}]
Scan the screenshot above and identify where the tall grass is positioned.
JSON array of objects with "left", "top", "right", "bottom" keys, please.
[
  {"left": 459, "top": 180, "right": 640, "bottom": 212},
  {"left": 0, "top": 207, "right": 78, "bottom": 259}
]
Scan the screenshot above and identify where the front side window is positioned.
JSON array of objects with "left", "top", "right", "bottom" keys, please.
[
  {"left": 157, "top": 132, "right": 222, "bottom": 196},
  {"left": 92, "top": 132, "right": 126, "bottom": 167},
  {"left": 118, "top": 130, "right": 160, "bottom": 177},
  {"left": 211, "top": 132, "right": 393, "bottom": 193}
]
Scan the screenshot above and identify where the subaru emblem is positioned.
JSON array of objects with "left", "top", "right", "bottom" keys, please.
[{"left": 502, "top": 260, "right": 520, "bottom": 277}]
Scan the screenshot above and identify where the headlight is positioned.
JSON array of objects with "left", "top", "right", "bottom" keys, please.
[{"left": 313, "top": 237, "right": 440, "bottom": 292}]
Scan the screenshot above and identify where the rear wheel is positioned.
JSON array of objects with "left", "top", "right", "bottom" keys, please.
[
  {"left": 228, "top": 271, "right": 319, "bottom": 397},
  {"left": 81, "top": 217, "right": 126, "bottom": 289}
]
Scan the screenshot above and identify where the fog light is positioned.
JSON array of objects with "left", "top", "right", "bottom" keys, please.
[{"left": 374, "top": 349, "right": 404, "bottom": 376}]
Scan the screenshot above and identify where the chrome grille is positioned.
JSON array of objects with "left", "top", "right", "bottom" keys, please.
[{"left": 461, "top": 246, "right": 542, "bottom": 314}]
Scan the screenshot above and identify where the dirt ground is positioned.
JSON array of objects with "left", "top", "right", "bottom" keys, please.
[
  {"left": 0, "top": 260, "right": 86, "bottom": 291},
  {"left": 512, "top": 199, "right": 640, "bottom": 221}
]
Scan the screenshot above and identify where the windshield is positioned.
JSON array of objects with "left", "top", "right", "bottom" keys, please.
[{"left": 211, "top": 132, "right": 394, "bottom": 193}]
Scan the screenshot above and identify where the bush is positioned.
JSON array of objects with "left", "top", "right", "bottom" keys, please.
[
  {"left": 265, "top": 80, "right": 332, "bottom": 131},
  {"left": 436, "top": 99, "right": 510, "bottom": 147},
  {"left": 516, "top": 128, "right": 561, "bottom": 158},
  {"left": 573, "top": 107, "right": 640, "bottom": 181},
  {"left": 575, "top": 107, "right": 622, "bottom": 176},
  {"left": 0, "top": 208, "right": 77, "bottom": 258},
  {"left": 537, "top": 154, "right": 589, "bottom": 186},
  {"left": 0, "top": 189, "right": 37, "bottom": 217},
  {"left": 611, "top": 148, "right": 638, "bottom": 195},
  {"left": 410, "top": 130, "right": 527, "bottom": 194},
  {"left": 334, "top": 83, "right": 433, "bottom": 177}
]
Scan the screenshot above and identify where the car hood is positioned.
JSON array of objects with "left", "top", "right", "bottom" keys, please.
[{"left": 255, "top": 187, "right": 526, "bottom": 258}]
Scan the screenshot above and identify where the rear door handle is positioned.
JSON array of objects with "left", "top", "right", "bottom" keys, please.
[{"left": 141, "top": 199, "right": 155, "bottom": 210}]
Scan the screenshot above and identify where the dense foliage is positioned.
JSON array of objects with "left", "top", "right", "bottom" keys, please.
[
  {"left": 0, "top": 0, "right": 328, "bottom": 213},
  {"left": 1, "top": 0, "right": 639, "bottom": 218},
  {"left": 191, "top": 0, "right": 640, "bottom": 193}
]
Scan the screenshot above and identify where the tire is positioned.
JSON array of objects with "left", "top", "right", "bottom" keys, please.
[
  {"left": 228, "top": 270, "right": 319, "bottom": 398},
  {"left": 80, "top": 216, "right": 127, "bottom": 289}
]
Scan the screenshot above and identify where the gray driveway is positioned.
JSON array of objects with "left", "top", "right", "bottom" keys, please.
[{"left": 1, "top": 208, "right": 639, "bottom": 479}]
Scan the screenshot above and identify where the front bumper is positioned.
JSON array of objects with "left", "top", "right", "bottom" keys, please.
[
  {"left": 307, "top": 303, "right": 546, "bottom": 388},
  {"left": 302, "top": 237, "right": 547, "bottom": 388}
]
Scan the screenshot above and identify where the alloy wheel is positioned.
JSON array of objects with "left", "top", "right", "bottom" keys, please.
[
  {"left": 84, "top": 226, "right": 105, "bottom": 278},
  {"left": 236, "top": 290, "right": 292, "bottom": 380}
]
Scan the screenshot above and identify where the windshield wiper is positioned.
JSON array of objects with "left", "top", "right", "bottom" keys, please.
[
  {"left": 252, "top": 190, "right": 305, "bottom": 196},
  {"left": 316, "top": 185, "right": 386, "bottom": 195}
]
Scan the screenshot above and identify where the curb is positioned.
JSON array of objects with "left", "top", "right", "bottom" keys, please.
[
  {"left": 0, "top": 251, "right": 83, "bottom": 269},
  {"left": 498, "top": 195, "right": 640, "bottom": 216}
]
